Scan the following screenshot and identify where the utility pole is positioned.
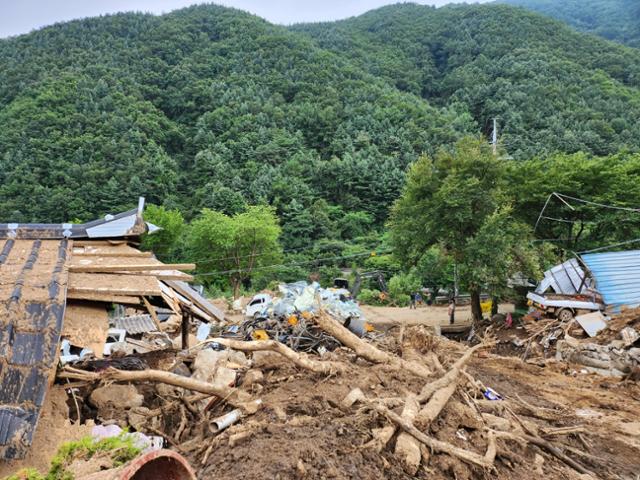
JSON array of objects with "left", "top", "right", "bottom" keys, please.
[{"left": 491, "top": 117, "right": 498, "bottom": 156}]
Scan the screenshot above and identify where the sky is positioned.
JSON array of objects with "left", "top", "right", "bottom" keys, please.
[{"left": 0, "top": 0, "right": 490, "bottom": 38}]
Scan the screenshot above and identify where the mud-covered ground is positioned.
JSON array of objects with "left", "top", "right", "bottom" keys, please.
[{"left": 192, "top": 331, "right": 640, "bottom": 480}]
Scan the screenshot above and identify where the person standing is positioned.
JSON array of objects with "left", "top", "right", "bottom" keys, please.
[
  {"left": 448, "top": 298, "right": 456, "bottom": 325},
  {"left": 409, "top": 292, "right": 417, "bottom": 309}
]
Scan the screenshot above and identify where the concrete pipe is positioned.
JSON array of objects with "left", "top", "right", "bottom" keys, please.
[{"left": 80, "top": 449, "right": 196, "bottom": 480}]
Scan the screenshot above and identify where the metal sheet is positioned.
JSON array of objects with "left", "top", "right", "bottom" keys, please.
[
  {"left": 581, "top": 250, "right": 640, "bottom": 310},
  {"left": 114, "top": 314, "right": 158, "bottom": 335},
  {"left": 535, "top": 258, "right": 586, "bottom": 295}
]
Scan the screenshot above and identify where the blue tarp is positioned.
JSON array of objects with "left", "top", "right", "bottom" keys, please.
[{"left": 581, "top": 249, "right": 640, "bottom": 310}]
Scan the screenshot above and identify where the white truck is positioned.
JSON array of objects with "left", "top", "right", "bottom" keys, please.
[{"left": 527, "top": 258, "right": 603, "bottom": 321}]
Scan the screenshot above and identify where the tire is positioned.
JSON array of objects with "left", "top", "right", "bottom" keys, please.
[{"left": 556, "top": 308, "right": 574, "bottom": 322}]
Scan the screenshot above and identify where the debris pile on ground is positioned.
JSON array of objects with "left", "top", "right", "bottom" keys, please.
[
  {"left": 231, "top": 282, "right": 375, "bottom": 353},
  {"left": 36, "top": 311, "right": 637, "bottom": 479}
]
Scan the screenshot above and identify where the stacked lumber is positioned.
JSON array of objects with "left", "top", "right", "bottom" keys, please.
[{"left": 65, "top": 240, "right": 224, "bottom": 325}]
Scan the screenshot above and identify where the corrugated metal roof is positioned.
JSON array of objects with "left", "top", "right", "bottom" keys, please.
[
  {"left": 581, "top": 249, "right": 640, "bottom": 309},
  {"left": 535, "top": 258, "right": 587, "bottom": 295},
  {"left": 114, "top": 314, "right": 158, "bottom": 334},
  {"left": 0, "top": 239, "right": 70, "bottom": 459}
]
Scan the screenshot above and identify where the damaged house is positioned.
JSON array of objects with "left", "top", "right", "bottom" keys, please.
[{"left": 0, "top": 198, "right": 223, "bottom": 460}]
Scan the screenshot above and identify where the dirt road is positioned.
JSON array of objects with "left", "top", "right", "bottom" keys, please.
[{"left": 361, "top": 304, "right": 515, "bottom": 328}]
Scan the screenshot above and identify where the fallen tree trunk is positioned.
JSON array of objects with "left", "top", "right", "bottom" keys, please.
[
  {"left": 414, "top": 376, "right": 460, "bottom": 429},
  {"left": 374, "top": 403, "right": 494, "bottom": 469},
  {"left": 314, "top": 312, "right": 432, "bottom": 378},
  {"left": 417, "top": 342, "right": 489, "bottom": 403},
  {"left": 58, "top": 366, "right": 258, "bottom": 412},
  {"left": 395, "top": 395, "right": 422, "bottom": 475},
  {"left": 208, "top": 338, "right": 346, "bottom": 375}
]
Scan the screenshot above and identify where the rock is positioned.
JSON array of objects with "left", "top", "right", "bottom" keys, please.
[
  {"left": 127, "top": 407, "right": 150, "bottom": 430},
  {"left": 171, "top": 362, "right": 192, "bottom": 378},
  {"left": 90, "top": 385, "right": 144, "bottom": 410},
  {"left": 228, "top": 350, "right": 249, "bottom": 367},
  {"left": 296, "top": 459, "right": 307, "bottom": 477},
  {"left": 191, "top": 349, "right": 230, "bottom": 382},
  {"left": 212, "top": 366, "right": 237, "bottom": 389},
  {"left": 251, "top": 350, "right": 286, "bottom": 368},
  {"left": 242, "top": 369, "right": 264, "bottom": 387}
]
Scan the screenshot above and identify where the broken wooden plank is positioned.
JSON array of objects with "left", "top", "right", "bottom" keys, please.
[
  {"left": 142, "top": 296, "right": 163, "bottom": 331},
  {"left": 68, "top": 273, "right": 162, "bottom": 297},
  {"left": 97, "top": 270, "right": 194, "bottom": 282},
  {"left": 69, "top": 263, "right": 196, "bottom": 273},
  {"left": 62, "top": 301, "right": 109, "bottom": 358},
  {"left": 164, "top": 280, "right": 225, "bottom": 322},
  {"left": 66, "top": 291, "right": 142, "bottom": 305}
]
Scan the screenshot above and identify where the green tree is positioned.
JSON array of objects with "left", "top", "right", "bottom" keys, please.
[
  {"left": 141, "top": 204, "right": 186, "bottom": 260},
  {"left": 188, "top": 205, "right": 282, "bottom": 298},
  {"left": 389, "top": 136, "right": 541, "bottom": 321}
]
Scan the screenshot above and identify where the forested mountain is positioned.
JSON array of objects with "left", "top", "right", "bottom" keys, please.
[
  {"left": 293, "top": 3, "right": 640, "bottom": 159},
  {"left": 500, "top": 0, "right": 640, "bottom": 48},
  {"left": 1, "top": 2, "right": 639, "bottom": 248}
]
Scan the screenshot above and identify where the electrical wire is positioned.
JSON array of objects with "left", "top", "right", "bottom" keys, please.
[{"left": 193, "top": 249, "right": 392, "bottom": 277}]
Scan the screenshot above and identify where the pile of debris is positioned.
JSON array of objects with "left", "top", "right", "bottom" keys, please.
[{"left": 232, "top": 281, "right": 374, "bottom": 353}]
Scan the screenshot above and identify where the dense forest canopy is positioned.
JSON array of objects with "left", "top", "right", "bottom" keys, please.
[
  {"left": 500, "top": 0, "right": 640, "bottom": 48},
  {"left": 1, "top": 2, "right": 640, "bottom": 296}
]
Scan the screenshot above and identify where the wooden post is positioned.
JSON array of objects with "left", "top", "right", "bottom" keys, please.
[{"left": 181, "top": 310, "right": 190, "bottom": 349}]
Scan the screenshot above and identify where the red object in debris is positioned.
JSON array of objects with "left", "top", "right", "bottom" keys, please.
[
  {"left": 505, "top": 312, "right": 513, "bottom": 328},
  {"left": 80, "top": 449, "right": 196, "bottom": 480}
]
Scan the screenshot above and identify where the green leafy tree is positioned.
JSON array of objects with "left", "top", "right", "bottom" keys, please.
[
  {"left": 389, "top": 136, "right": 541, "bottom": 321},
  {"left": 188, "top": 205, "right": 282, "bottom": 298},
  {"left": 141, "top": 204, "right": 186, "bottom": 260}
]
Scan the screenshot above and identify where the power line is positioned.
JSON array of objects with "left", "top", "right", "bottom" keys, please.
[
  {"left": 194, "top": 249, "right": 392, "bottom": 277},
  {"left": 155, "top": 239, "right": 383, "bottom": 265}
]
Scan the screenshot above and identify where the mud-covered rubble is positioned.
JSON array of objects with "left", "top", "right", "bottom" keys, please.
[{"left": 21, "top": 308, "right": 634, "bottom": 480}]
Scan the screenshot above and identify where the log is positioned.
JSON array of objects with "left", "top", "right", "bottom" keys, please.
[
  {"left": 314, "top": 312, "right": 431, "bottom": 378},
  {"left": 417, "top": 342, "right": 489, "bottom": 403},
  {"left": 208, "top": 338, "right": 347, "bottom": 375},
  {"left": 414, "top": 376, "right": 459, "bottom": 429},
  {"left": 395, "top": 395, "right": 422, "bottom": 475},
  {"left": 374, "top": 403, "right": 494, "bottom": 469},
  {"left": 58, "top": 366, "right": 256, "bottom": 411}
]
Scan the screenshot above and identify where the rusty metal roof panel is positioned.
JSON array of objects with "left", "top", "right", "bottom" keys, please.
[{"left": 0, "top": 239, "right": 70, "bottom": 459}]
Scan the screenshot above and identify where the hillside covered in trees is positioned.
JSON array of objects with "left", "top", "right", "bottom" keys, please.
[
  {"left": 1, "top": 2, "right": 640, "bottom": 227},
  {"left": 500, "top": 0, "right": 640, "bottom": 48}
]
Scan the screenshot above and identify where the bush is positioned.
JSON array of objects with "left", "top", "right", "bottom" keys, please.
[
  {"left": 357, "top": 288, "right": 388, "bottom": 306},
  {"left": 391, "top": 293, "right": 411, "bottom": 307}
]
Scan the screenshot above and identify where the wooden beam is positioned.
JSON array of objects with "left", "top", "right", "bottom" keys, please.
[
  {"left": 143, "top": 296, "right": 163, "bottom": 331},
  {"left": 181, "top": 311, "right": 190, "bottom": 349},
  {"left": 66, "top": 292, "right": 142, "bottom": 305},
  {"left": 68, "top": 273, "right": 162, "bottom": 297},
  {"left": 73, "top": 251, "right": 153, "bottom": 258},
  {"left": 69, "top": 263, "right": 196, "bottom": 273}
]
